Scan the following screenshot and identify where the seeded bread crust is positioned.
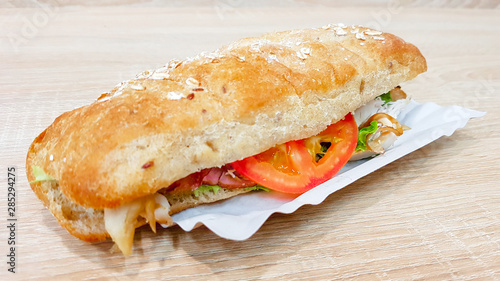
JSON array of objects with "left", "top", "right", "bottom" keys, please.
[{"left": 26, "top": 24, "right": 426, "bottom": 242}]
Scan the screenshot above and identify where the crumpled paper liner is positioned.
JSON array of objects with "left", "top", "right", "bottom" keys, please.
[{"left": 169, "top": 101, "right": 485, "bottom": 240}]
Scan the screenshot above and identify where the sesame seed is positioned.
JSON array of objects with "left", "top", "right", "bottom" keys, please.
[
  {"left": 167, "top": 92, "right": 184, "bottom": 100},
  {"left": 49, "top": 154, "right": 54, "bottom": 161},
  {"left": 356, "top": 32, "right": 366, "bottom": 40},
  {"left": 267, "top": 54, "right": 278, "bottom": 62},
  {"left": 203, "top": 52, "right": 218, "bottom": 60},
  {"left": 130, "top": 83, "right": 145, "bottom": 91},
  {"left": 297, "top": 51, "right": 307, "bottom": 60},
  {"left": 100, "top": 81, "right": 128, "bottom": 101},
  {"left": 136, "top": 70, "right": 153, "bottom": 79},
  {"left": 166, "top": 60, "right": 182, "bottom": 69},
  {"left": 251, "top": 43, "right": 261, "bottom": 52},
  {"left": 365, "top": 30, "right": 383, "bottom": 36},
  {"left": 300, "top": 47, "right": 311, "bottom": 55},
  {"left": 297, "top": 47, "right": 311, "bottom": 60},
  {"left": 186, "top": 77, "right": 200, "bottom": 87},
  {"left": 150, "top": 72, "right": 170, "bottom": 80},
  {"left": 334, "top": 28, "right": 347, "bottom": 36}
]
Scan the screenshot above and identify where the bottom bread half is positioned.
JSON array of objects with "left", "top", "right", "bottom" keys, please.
[{"left": 31, "top": 179, "right": 251, "bottom": 242}]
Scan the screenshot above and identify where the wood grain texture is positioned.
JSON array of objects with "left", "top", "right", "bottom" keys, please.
[
  {"left": 1, "top": 4, "right": 499, "bottom": 281},
  {"left": 2, "top": 0, "right": 500, "bottom": 9}
]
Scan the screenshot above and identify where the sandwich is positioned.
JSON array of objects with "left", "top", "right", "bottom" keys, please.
[{"left": 26, "top": 24, "right": 427, "bottom": 256}]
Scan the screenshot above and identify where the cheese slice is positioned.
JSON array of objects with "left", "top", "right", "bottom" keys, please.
[{"left": 104, "top": 193, "right": 173, "bottom": 256}]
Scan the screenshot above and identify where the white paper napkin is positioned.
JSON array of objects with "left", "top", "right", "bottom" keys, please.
[{"left": 170, "top": 101, "right": 485, "bottom": 240}]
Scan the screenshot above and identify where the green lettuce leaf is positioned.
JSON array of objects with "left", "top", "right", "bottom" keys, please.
[
  {"left": 379, "top": 91, "right": 392, "bottom": 105},
  {"left": 355, "top": 121, "right": 378, "bottom": 152},
  {"left": 29, "top": 165, "right": 56, "bottom": 184},
  {"left": 193, "top": 184, "right": 221, "bottom": 197},
  {"left": 193, "top": 184, "right": 271, "bottom": 197},
  {"left": 244, "top": 185, "right": 271, "bottom": 192}
]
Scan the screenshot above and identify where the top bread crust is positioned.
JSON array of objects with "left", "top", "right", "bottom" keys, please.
[{"left": 26, "top": 24, "right": 426, "bottom": 209}]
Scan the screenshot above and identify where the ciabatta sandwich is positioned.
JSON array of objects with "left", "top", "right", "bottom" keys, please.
[{"left": 26, "top": 24, "right": 426, "bottom": 256}]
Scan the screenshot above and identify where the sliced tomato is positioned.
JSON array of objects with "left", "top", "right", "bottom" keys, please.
[{"left": 231, "top": 114, "right": 358, "bottom": 194}]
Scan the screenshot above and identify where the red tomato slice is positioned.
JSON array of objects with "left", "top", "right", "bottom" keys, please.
[{"left": 231, "top": 114, "right": 358, "bottom": 194}]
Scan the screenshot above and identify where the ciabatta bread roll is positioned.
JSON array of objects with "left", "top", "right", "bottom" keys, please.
[{"left": 26, "top": 24, "right": 426, "bottom": 254}]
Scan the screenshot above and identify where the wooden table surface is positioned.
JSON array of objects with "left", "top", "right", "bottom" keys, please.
[{"left": 1, "top": 1, "right": 499, "bottom": 280}]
